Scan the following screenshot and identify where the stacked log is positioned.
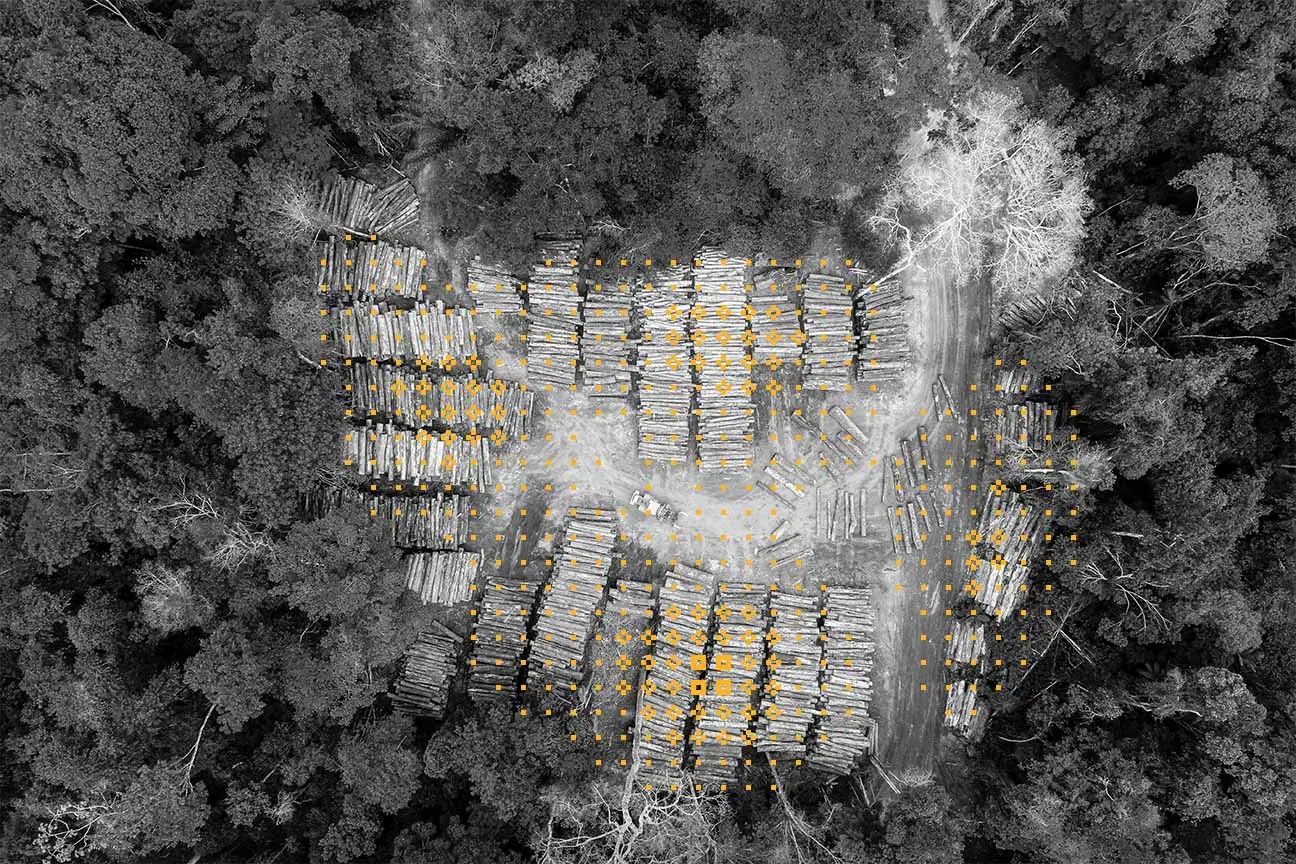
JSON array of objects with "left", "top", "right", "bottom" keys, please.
[
  {"left": 367, "top": 493, "right": 470, "bottom": 549},
  {"left": 346, "top": 365, "right": 532, "bottom": 439},
  {"left": 807, "top": 587, "right": 875, "bottom": 775},
  {"left": 468, "top": 577, "right": 542, "bottom": 703},
  {"left": 692, "top": 583, "right": 768, "bottom": 784},
  {"left": 316, "top": 175, "right": 420, "bottom": 239},
  {"left": 814, "top": 487, "right": 867, "bottom": 541},
  {"left": 944, "top": 679, "right": 979, "bottom": 732},
  {"left": 692, "top": 249, "right": 754, "bottom": 472},
  {"left": 748, "top": 271, "right": 803, "bottom": 362},
  {"left": 585, "top": 581, "right": 658, "bottom": 734},
  {"left": 317, "top": 237, "right": 426, "bottom": 300},
  {"left": 466, "top": 260, "right": 524, "bottom": 314},
  {"left": 947, "top": 621, "right": 984, "bottom": 666},
  {"left": 755, "top": 520, "right": 815, "bottom": 569},
  {"left": 333, "top": 301, "right": 477, "bottom": 366},
  {"left": 633, "top": 567, "right": 716, "bottom": 783},
  {"left": 802, "top": 274, "right": 856, "bottom": 391},
  {"left": 528, "top": 509, "right": 619, "bottom": 696},
  {"left": 989, "top": 400, "right": 1059, "bottom": 454},
  {"left": 391, "top": 622, "right": 462, "bottom": 717},
  {"left": 525, "top": 237, "right": 584, "bottom": 388},
  {"left": 405, "top": 551, "right": 482, "bottom": 605},
  {"left": 763, "top": 453, "right": 813, "bottom": 501},
  {"left": 341, "top": 422, "right": 493, "bottom": 487},
  {"left": 581, "top": 277, "right": 634, "bottom": 397},
  {"left": 971, "top": 490, "right": 1042, "bottom": 617},
  {"left": 755, "top": 588, "right": 824, "bottom": 756},
  {"left": 634, "top": 265, "right": 695, "bottom": 465},
  {"left": 853, "top": 276, "right": 910, "bottom": 386},
  {"left": 994, "top": 365, "right": 1040, "bottom": 399}
]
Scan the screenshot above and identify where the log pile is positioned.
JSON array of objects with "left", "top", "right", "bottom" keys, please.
[
  {"left": 748, "top": 271, "right": 804, "bottom": 362},
  {"left": 317, "top": 237, "right": 426, "bottom": 300},
  {"left": 692, "top": 249, "right": 754, "bottom": 472},
  {"left": 405, "top": 550, "right": 482, "bottom": 605},
  {"left": 341, "top": 422, "right": 493, "bottom": 487},
  {"left": 944, "top": 679, "right": 979, "bottom": 732},
  {"left": 853, "top": 276, "right": 910, "bottom": 386},
  {"left": 807, "top": 587, "right": 875, "bottom": 775},
  {"left": 762, "top": 452, "right": 813, "bottom": 503},
  {"left": 468, "top": 577, "right": 542, "bottom": 703},
  {"left": 633, "top": 567, "right": 716, "bottom": 782},
  {"left": 585, "top": 581, "right": 658, "bottom": 733},
  {"left": 316, "top": 175, "right": 420, "bottom": 239},
  {"left": 332, "top": 301, "right": 477, "bottom": 365},
  {"left": 346, "top": 365, "right": 532, "bottom": 439},
  {"left": 529, "top": 509, "right": 619, "bottom": 697},
  {"left": 755, "top": 519, "right": 815, "bottom": 569},
  {"left": 755, "top": 588, "right": 824, "bottom": 756},
  {"left": 971, "top": 490, "right": 1042, "bottom": 617},
  {"left": 581, "top": 277, "right": 634, "bottom": 397},
  {"left": 882, "top": 425, "right": 943, "bottom": 554},
  {"left": 525, "top": 238, "right": 584, "bottom": 388},
  {"left": 391, "top": 622, "right": 462, "bottom": 717},
  {"left": 368, "top": 492, "right": 471, "bottom": 549},
  {"left": 802, "top": 274, "right": 856, "bottom": 391},
  {"left": 947, "top": 621, "right": 984, "bottom": 666},
  {"left": 634, "top": 265, "right": 695, "bottom": 465},
  {"left": 989, "top": 400, "right": 1059, "bottom": 454},
  {"left": 994, "top": 365, "right": 1041, "bottom": 399},
  {"left": 815, "top": 487, "right": 867, "bottom": 541},
  {"left": 691, "top": 583, "right": 768, "bottom": 784},
  {"left": 466, "top": 260, "right": 524, "bottom": 314}
]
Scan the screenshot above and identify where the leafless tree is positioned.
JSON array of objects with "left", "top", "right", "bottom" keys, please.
[{"left": 207, "top": 523, "right": 274, "bottom": 573}]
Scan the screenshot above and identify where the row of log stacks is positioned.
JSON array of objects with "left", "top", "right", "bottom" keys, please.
[
  {"left": 754, "top": 519, "right": 815, "bottom": 570},
  {"left": 634, "top": 265, "right": 695, "bottom": 466},
  {"left": 405, "top": 550, "right": 482, "bottom": 605},
  {"left": 944, "top": 679, "right": 979, "bottom": 733},
  {"left": 692, "top": 249, "right": 755, "bottom": 473},
  {"left": 345, "top": 364, "right": 533, "bottom": 439},
  {"left": 341, "top": 422, "right": 494, "bottom": 487},
  {"left": 971, "top": 490, "right": 1043, "bottom": 617},
  {"left": 466, "top": 260, "right": 524, "bottom": 314},
  {"left": 802, "top": 274, "right": 856, "bottom": 391},
  {"left": 691, "top": 583, "right": 768, "bottom": 784},
  {"left": 581, "top": 277, "right": 634, "bottom": 397},
  {"left": 316, "top": 175, "right": 420, "bottom": 239},
  {"left": 584, "top": 581, "right": 658, "bottom": 738},
  {"left": 806, "top": 586, "right": 876, "bottom": 775},
  {"left": 390, "top": 622, "right": 463, "bottom": 717},
  {"left": 317, "top": 237, "right": 427, "bottom": 300},
  {"left": 755, "top": 588, "right": 823, "bottom": 756},
  {"left": 633, "top": 567, "right": 716, "bottom": 783},
  {"left": 367, "top": 492, "right": 471, "bottom": 549},
  {"left": 528, "top": 508, "right": 620, "bottom": 697},
  {"left": 468, "top": 577, "right": 542, "bottom": 703},
  {"left": 816, "top": 487, "right": 867, "bottom": 541},
  {"left": 853, "top": 275, "right": 910, "bottom": 386},
  {"left": 525, "top": 237, "right": 584, "bottom": 388},
  {"left": 989, "top": 400, "right": 1060, "bottom": 455},
  {"left": 748, "top": 270, "right": 805, "bottom": 362},
  {"left": 947, "top": 620, "right": 985, "bottom": 666},
  {"left": 332, "top": 301, "right": 478, "bottom": 366}
]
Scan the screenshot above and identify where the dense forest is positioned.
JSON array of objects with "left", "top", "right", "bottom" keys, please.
[{"left": 2, "top": 0, "right": 1295, "bottom": 862}]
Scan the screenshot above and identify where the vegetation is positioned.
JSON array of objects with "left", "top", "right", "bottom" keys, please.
[{"left": 1, "top": 0, "right": 1294, "bottom": 863}]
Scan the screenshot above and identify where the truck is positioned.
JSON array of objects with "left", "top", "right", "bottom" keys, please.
[{"left": 630, "top": 489, "right": 679, "bottom": 525}]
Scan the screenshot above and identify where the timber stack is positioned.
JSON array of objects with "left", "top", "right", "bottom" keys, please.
[
  {"left": 332, "top": 301, "right": 477, "bottom": 366},
  {"left": 466, "top": 260, "right": 524, "bottom": 314},
  {"left": 881, "top": 426, "right": 942, "bottom": 554},
  {"left": 944, "top": 679, "right": 979, "bottom": 733},
  {"left": 391, "top": 622, "right": 462, "bottom": 717},
  {"left": 367, "top": 492, "right": 471, "bottom": 549},
  {"left": 528, "top": 508, "right": 619, "bottom": 697},
  {"left": 990, "top": 400, "right": 1059, "bottom": 455},
  {"left": 634, "top": 265, "right": 695, "bottom": 465},
  {"left": 807, "top": 586, "right": 875, "bottom": 775},
  {"left": 318, "top": 237, "right": 427, "bottom": 301},
  {"left": 341, "top": 422, "right": 493, "bottom": 488},
  {"left": 692, "top": 583, "right": 768, "bottom": 784},
  {"left": 346, "top": 365, "right": 532, "bottom": 440},
  {"left": 525, "top": 237, "right": 584, "bottom": 388},
  {"left": 405, "top": 550, "right": 482, "bottom": 605},
  {"left": 947, "top": 620, "right": 984, "bottom": 666},
  {"left": 994, "top": 365, "right": 1041, "bottom": 399},
  {"left": 692, "top": 249, "right": 754, "bottom": 472},
  {"left": 802, "top": 273, "right": 855, "bottom": 391},
  {"left": 853, "top": 275, "right": 911, "bottom": 387},
  {"left": 633, "top": 567, "right": 716, "bottom": 784},
  {"left": 755, "top": 587, "right": 824, "bottom": 756},
  {"left": 316, "top": 175, "right": 420, "bottom": 239},
  {"left": 969, "top": 490, "right": 1042, "bottom": 617},
  {"left": 584, "top": 581, "right": 658, "bottom": 737},
  {"left": 748, "top": 270, "right": 804, "bottom": 363},
  {"left": 468, "top": 577, "right": 542, "bottom": 703},
  {"left": 581, "top": 275, "right": 635, "bottom": 397}
]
